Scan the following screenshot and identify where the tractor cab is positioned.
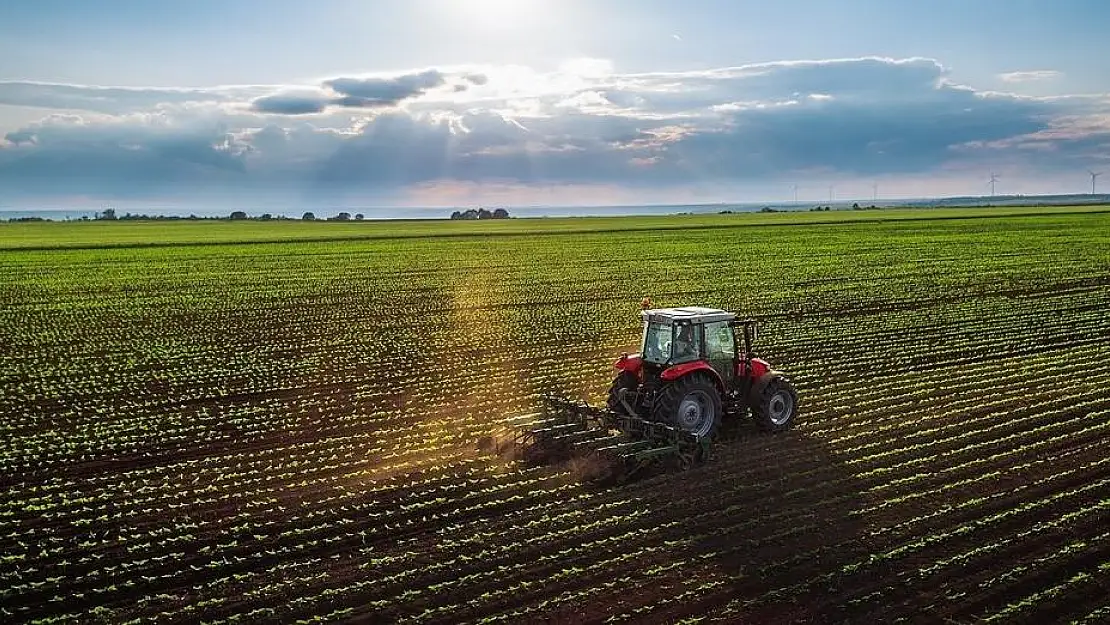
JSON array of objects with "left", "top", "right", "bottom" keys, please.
[{"left": 639, "top": 307, "right": 751, "bottom": 382}]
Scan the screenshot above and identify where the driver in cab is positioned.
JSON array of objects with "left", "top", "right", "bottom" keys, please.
[{"left": 672, "top": 324, "right": 697, "bottom": 361}]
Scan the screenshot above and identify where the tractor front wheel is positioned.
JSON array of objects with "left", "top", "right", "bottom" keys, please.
[
  {"left": 652, "top": 373, "right": 722, "bottom": 439},
  {"left": 606, "top": 371, "right": 639, "bottom": 416},
  {"left": 752, "top": 375, "right": 798, "bottom": 432}
]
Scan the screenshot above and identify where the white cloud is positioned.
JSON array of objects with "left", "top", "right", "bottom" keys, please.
[
  {"left": 0, "top": 81, "right": 268, "bottom": 114},
  {"left": 558, "top": 58, "right": 616, "bottom": 79},
  {"left": 999, "top": 70, "right": 1063, "bottom": 83},
  {"left": 0, "top": 57, "right": 1107, "bottom": 205}
]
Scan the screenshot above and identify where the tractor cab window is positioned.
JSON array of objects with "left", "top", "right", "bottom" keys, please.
[
  {"left": 642, "top": 321, "right": 673, "bottom": 364},
  {"left": 704, "top": 321, "right": 735, "bottom": 381},
  {"left": 671, "top": 323, "right": 699, "bottom": 363},
  {"left": 704, "top": 321, "right": 734, "bottom": 358},
  {"left": 643, "top": 320, "right": 700, "bottom": 364}
]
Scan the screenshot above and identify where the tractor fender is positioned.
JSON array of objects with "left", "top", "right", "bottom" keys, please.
[
  {"left": 749, "top": 371, "right": 786, "bottom": 405},
  {"left": 739, "top": 357, "right": 772, "bottom": 380},
  {"left": 660, "top": 361, "right": 725, "bottom": 394},
  {"left": 615, "top": 353, "right": 643, "bottom": 374}
]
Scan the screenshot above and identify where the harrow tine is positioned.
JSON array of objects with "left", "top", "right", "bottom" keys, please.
[
  {"left": 595, "top": 440, "right": 654, "bottom": 455},
  {"left": 529, "top": 422, "right": 590, "bottom": 443},
  {"left": 501, "top": 411, "right": 547, "bottom": 425},
  {"left": 551, "top": 428, "right": 610, "bottom": 444},
  {"left": 573, "top": 434, "right": 624, "bottom": 450}
]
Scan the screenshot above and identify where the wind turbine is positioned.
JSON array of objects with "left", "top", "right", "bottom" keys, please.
[
  {"left": 792, "top": 184, "right": 799, "bottom": 203},
  {"left": 1091, "top": 170, "right": 1102, "bottom": 195},
  {"left": 988, "top": 172, "right": 1000, "bottom": 197},
  {"left": 872, "top": 183, "right": 879, "bottom": 202},
  {"left": 828, "top": 185, "right": 835, "bottom": 203}
]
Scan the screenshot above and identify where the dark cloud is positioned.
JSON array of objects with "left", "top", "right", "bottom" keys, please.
[
  {"left": 324, "top": 69, "right": 445, "bottom": 105},
  {"left": 247, "top": 69, "right": 456, "bottom": 115},
  {"left": 642, "top": 91, "right": 1054, "bottom": 181},
  {"left": 0, "top": 118, "right": 247, "bottom": 198},
  {"left": 250, "top": 92, "right": 329, "bottom": 115},
  {"left": 4, "top": 128, "right": 37, "bottom": 145}
]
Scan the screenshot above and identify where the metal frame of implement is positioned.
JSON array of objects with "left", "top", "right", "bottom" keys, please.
[{"left": 511, "top": 394, "right": 711, "bottom": 479}]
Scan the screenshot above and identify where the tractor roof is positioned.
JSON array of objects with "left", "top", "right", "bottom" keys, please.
[{"left": 641, "top": 307, "right": 736, "bottom": 324}]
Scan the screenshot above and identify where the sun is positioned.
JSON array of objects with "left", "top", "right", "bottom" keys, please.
[{"left": 455, "top": 0, "right": 546, "bottom": 29}]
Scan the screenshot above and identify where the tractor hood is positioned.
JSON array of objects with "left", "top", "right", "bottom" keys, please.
[{"left": 615, "top": 353, "right": 643, "bottom": 374}]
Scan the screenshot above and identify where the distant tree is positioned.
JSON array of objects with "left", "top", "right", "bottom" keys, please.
[
  {"left": 302, "top": 212, "right": 316, "bottom": 221},
  {"left": 492, "top": 208, "right": 510, "bottom": 219},
  {"left": 852, "top": 202, "right": 860, "bottom": 210},
  {"left": 259, "top": 213, "right": 272, "bottom": 221},
  {"left": 477, "top": 207, "right": 493, "bottom": 219},
  {"left": 97, "top": 208, "right": 117, "bottom": 220},
  {"left": 450, "top": 211, "right": 462, "bottom": 220},
  {"left": 230, "top": 210, "right": 248, "bottom": 220},
  {"left": 334, "top": 212, "right": 351, "bottom": 221},
  {"left": 355, "top": 213, "right": 365, "bottom": 221}
]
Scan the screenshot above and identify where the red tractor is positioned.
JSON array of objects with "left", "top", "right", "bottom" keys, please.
[
  {"left": 511, "top": 306, "right": 798, "bottom": 479},
  {"left": 607, "top": 306, "right": 798, "bottom": 438}
]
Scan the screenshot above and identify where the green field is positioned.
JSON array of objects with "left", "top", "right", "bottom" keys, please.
[
  {"left": 6, "top": 204, "right": 1109, "bottom": 249},
  {"left": 2, "top": 207, "right": 1110, "bottom": 624}
]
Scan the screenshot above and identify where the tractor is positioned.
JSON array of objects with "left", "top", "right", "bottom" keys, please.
[
  {"left": 608, "top": 306, "right": 798, "bottom": 437},
  {"left": 509, "top": 305, "right": 798, "bottom": 480}
]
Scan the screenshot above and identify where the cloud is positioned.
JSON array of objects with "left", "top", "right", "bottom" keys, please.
[
  {"left": 325, "top": 69, "right": 445, "bottom": 104},
  {"left": 250, "top": 91, "right": 330, "bottom": 115},
  {"left": 1, "top": 57, "right": 1108, "bottom": 205},
  {"left": 246, "top": 69, "right": 481, "bottom": 115},
  {"left": 0, "top": 81, "right": 262, "bottom": 114},
  {"left": 999, "top": 70, "right": 1063, "bottom": 83},
  {"left": 1, "top": 70, "right": 477, "bottom": 119},
  {"left": 4, "top": 127, "right": 37, "bottom": 145}
]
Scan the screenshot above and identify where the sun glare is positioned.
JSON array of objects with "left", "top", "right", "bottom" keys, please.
[{"left": 454, "top": 0, "right": 547, "bottom": 29}]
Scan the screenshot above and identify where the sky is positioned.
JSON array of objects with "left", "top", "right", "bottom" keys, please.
[{"left": 1, "top": 0, "right": 1109, "bottom": 211}]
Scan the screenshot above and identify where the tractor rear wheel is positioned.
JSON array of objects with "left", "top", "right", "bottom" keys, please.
[
  {"left": 652, "top": 373, "right": 722, "bottom": 439},
  {"left": 752, "top": 375, "right": 798, "bottom": 432},
  {"left": 606, "top": 371, "right": 639, "bottom": 416}
]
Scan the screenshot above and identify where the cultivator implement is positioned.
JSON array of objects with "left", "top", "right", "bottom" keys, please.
[{"left": 510, "top": 395, "right": 711, "bottom": 482}]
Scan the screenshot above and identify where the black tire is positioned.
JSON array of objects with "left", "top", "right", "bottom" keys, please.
[
  {"left": 651, "top": 373, "right": 722, "bottom": 439},
  {"left": 606, "top": 371, "right": 640, "bottom": 415},
  {"left": 752, "top": 375, "right": 798, "bottom": 432}
]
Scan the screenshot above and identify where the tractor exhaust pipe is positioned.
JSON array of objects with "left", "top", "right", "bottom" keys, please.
[{"left": 734, "top": 319, "right": 759, "bottom": 355}]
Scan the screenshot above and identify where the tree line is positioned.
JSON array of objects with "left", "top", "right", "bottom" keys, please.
[{"left": 450, "top": 208, "right": 510, "bottom": 220}]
